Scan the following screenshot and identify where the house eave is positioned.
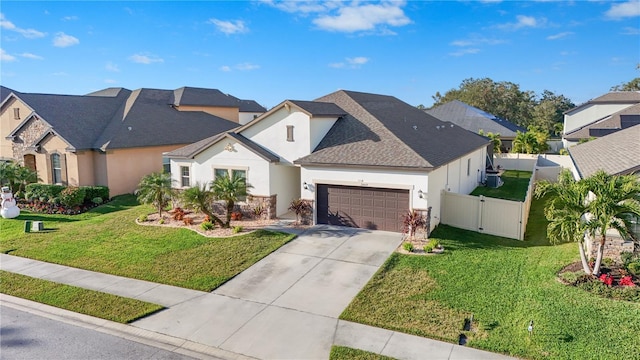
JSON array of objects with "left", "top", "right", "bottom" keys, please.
[{"left": 294, "top": 161, "right": 434, "bottom": 172}]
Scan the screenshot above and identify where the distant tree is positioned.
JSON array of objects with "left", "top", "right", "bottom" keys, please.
[
  {"left": 135, "top": 172, "right": 175, "bottom": 217},
  {"left": 610, "top": 77, "right": 640, "bottom": 91},
  {"left": 532, "top": 90, "right": 575, "bottom": 135},
  {"left": 431, "top": 78, "right": 574, "bottom": 132},
  {"left": 478, "top": 129, "right": 502, "bottom": 154},
  {"left": 511, "top": 126, "right": 549, "bottom": 154},
  {"left": 416, "top": 104, "right": 427, "bottom": 110}
]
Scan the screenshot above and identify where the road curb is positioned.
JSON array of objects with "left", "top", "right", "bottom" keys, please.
[{"left": 0, "top": 294, "right": 257, "bottom": 360}]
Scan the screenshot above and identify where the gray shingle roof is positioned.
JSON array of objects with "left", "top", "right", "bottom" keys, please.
[
  {"left": 13, "top": 91, "right": 131, "bottom": 150},
  {"left": 1, "top": 86, "right": 18, "bottom": 103},
  {"left": 425, "top": 100, "right": 525, "bottom": 138},
  {"left": 171, "top": 87, "right": 266, "bottom": 113},
  {"left": 295, "top": 90, "right": 489, "bottom": 169},
  {"left": 564, "top": 103, "right": 640, "bottom": 140},
  {"left": 568, "top": 124, "right": 640, "bottom": 178},
  {"left": 8, "top": 87, "right": 241, "bottom": 151},
  {"left": 565, "top": 91, "right": 640, "bottom": 114},
  {"left": 166, "top": 131, "right": 279, "bottom": 162},
  {"left": 288, "top": 100, "right": 346, "bottom": 117},
  {"left": 93, "top": 88, "right": 238, "bottom": 150}
]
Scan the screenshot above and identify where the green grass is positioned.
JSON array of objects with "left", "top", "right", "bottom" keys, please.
[
  {"left": 0, "top": 195, "right": 295, "bottom": 291},
  {"left": 471, "top": 170, "right": 532, "bottom": 201},
  {"left": 340, "top": 196, "right": 640, "bottom": 360},
  {"left": 0, "top": 271, "right": 163, "bottom": 323},
  {"left": 329, "top": 346, "right": 395, "bottom": 360}
]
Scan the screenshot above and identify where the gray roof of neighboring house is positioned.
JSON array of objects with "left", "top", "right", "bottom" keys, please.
[
  {"left": 93, "top": 88, "right": 238, "bottom": 150},
  {"left": 425, "top": 100, "right": 525, "bottom": 138},
  {"left": 171, "top": 86, "right": 266, "bottom": 113},
  {"left": 568, "top": 123, "right": 640, "bottom": 178},
  {"left": 1, "top": 86, "right": 18, "bottom": 102},
  {"left": 295, "top": 90, "right": 489, "bottom": 170},
  {"left": 565, "top": 91, "right": 640, "bottom": 114},
  {"left": 7, "top": 87, "right": 240, "bottom": 151},
  {"left": 288, "top": 100, "right": 346, "bottom": 117},
  {"left": 564, "top": 103, "right": 640, "bottom": 140}
]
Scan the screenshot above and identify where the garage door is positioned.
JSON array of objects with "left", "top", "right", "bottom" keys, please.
[{"left": 316, "top": 184, "right": 409, "bottom": 232}]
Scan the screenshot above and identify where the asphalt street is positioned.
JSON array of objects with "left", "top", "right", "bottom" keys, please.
[{"left": 0, "top": 305, "right": 198, "bottom": 360}]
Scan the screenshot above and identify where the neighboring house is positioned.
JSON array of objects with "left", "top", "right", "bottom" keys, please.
[
  {"left": 168, "top": 90, "right": 489, "bottom": 232},
  {"left": 567, "top": 123, "right": 640, "bottom": 260},
  {"left": 425, "top": 100, "right": 525, "bottom": 153},
  {"left": 568, "top": 123, "right": 640, "bottom": 179},
  {"left": 563, "top": 91, "right": 640, "bottom": 147},
  {"left": 0, "top": 86, "right": 263, "bottom": 196}
]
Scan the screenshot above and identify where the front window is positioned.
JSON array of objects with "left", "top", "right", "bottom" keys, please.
[
  {"left": 13, "top": 108, "right": 20, "bottom": 120},
  {"left": 214, "top": 168, "right": 228, "bottom": 179},
  {"left": 286, "top": 125, "right": 294, "bottom": 142},
  {"left": 162, "top": 156, "right": 170, "bottom": 174},
  {"left": 180, "top": 166, "right": 190, "bottom": 187},
  {"left": 51, "top": 154, "right": 62, "bottom": 184}
]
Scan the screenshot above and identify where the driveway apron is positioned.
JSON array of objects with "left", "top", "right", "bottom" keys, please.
[{"left": 132, "top": 225, "right": 402, "bottom": 360}]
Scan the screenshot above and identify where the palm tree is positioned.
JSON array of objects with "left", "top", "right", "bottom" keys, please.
[
  {"left": 536, "top": 170, "right": 640, "bottom": 275},
  {"left": 479, "top": 130, "right": 502, "bottom": 154},
  {"left": 14, "top": 165, "right": 39, "bottom": 194},
  {"left": 210, "top": 173, "right": 252, "bottom": 227},
  {"left": 135, "top": 172, "right": 175, "bottom": 217},
  {"left": 582, "top": 171, "right": 640, "bottom": 275},
  {"left": 0, "top": 162, "right": 39, "bottom": 194},
  {"left": 180, "top": 182, "right": 225, "bottom": 227},
  {"left": 535, "top": 170, "right": 592, "bottom": 273}
]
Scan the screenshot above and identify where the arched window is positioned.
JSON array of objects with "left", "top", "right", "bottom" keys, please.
[{"left": 51, "top": 153, "right": 62, "bottom": 184}]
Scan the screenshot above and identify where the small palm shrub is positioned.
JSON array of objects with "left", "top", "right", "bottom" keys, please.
[
  {"left": 403, "top": 242, "right": 414, "bottom": 252},
  {"left": 201, "top": 221, "right": 215, "bottom": 231}
]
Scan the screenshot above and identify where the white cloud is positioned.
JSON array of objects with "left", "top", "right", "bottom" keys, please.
[
  {"left": 104, "top": 79, "right": 117, "bottom": 84},
  {"left": 235, "top": 62, "right": 260, "bottom": 71},
  {"left": 1, "top": 49, "right": 17, "bottom": 62},
  {"left": 20, "top": 52, "right": 43, "bottom": 60},
  {"left": 62, "top": 16, "right": 78, "bottom": 21},
  {"left": 208, "top": 19, "right": 249, "bottom": 34},
  {"left": 449, "top": 48, "right": 481, "bottom": 57},
  {"left": 450, "top": 36, "right": 505, "bottom": 47},
  {"left": 53, "top": 32, "right": 79, "bottom": 47},
  {"left": 106, "top": 62, "right": 120, "bottom": 72},
  {"left": 0, "top": 13, "right": 46, "bottom": 38},
  {"left": 129, "top": 53, "right": 164, "bottom": 64},
  {"left": 546, "top": 31, "right": 573, "bottom": 40},
  {"left": 605, "top": 0, "right": 640, "bottom": 19},
  {"left": 219, "top": 62, "right": 260, "bottom": 72},
  {"left": 313, "top": 2, "right": 411, "bottom": 33},
  {"left": 329, "top": 56, "right": 370, "bottom": 69},
  {"left": 497, "top": 15, "right": 545, "bottom": 30},
  {"left": 622, "top": 26, "right": 640, "bottom": 35},
  {"left": 262, "top": 1, "right": 411, "bottom": 34}
]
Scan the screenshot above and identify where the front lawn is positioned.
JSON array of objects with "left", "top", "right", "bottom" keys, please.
[
  {"left": 340, "top": 196, "right": 640, "bottom": 360},
  {"left": 471, "top": 170, "right": 532, "bottom": 201},
  {"left": 0, "top": 271, "right": 163, "bottom": 323},
  {"left": 329, "top": 346, "right": 395, "bottom": 360},
  {"left": 0, "top": 195, "right": 295, "bottom": 292}
]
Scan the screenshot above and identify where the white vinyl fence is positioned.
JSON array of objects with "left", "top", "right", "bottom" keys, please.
[{"left": 440, "top": 168, "right": 536, "bottom": 241}]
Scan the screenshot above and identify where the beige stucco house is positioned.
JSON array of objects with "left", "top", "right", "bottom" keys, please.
[{"left": 0, "top": 86, "right": 264, "bottom": 196}]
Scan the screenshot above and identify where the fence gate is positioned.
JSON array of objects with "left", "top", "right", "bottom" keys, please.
[{"left": 440, "top": 191, "right": 527, "bottom": 240}]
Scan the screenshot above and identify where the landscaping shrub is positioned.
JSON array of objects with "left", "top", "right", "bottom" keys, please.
[
  {"left": 628, "top": 262, "right": 640, "bottom": 276},
  {"left": 25, "top": 184, "right": 66, "bottom": 200},
  {"left": 92, "top": 197, "right": 103, "bottom": 205},
  {"left": 201, "top": 221, "right": 215, "bottom": 231},
  {"left": 59, "top": 186, "right": 86, "bottom": 208},
  {"left": 233, "top": 226, "right": 243, "bottom": 234},
  {"left": 559, "top": 270, "right": 584, "bottom": 284},
  {"left": 403, "top": 242, "right": 414, "bottom": 252},
  {"left": 83, "top": 186, "right": 109, "bottom": 203},
  {"left": 138, "top": 214, "right": 148, "bottom": 222}
]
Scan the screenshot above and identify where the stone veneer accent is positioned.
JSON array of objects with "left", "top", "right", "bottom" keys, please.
[
  {"left": 587, "top": 235, "right": 635, "bottom": 263},
  {"left": 212, "top": 194, "right": 277, "bottom": 220},
  {"left": 12, "top": 117, "right": 48, "bottom": 162}
]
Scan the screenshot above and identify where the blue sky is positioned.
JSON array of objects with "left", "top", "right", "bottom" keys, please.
[{"left": 1, "top": 1, "right": 639, "bottom": 108}]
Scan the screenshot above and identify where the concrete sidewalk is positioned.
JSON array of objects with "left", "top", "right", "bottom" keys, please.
[{"left": 1, "top": 226, "right": 515, "bottom": 360}]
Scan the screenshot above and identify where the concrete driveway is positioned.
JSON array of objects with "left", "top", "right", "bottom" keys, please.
[{"left": 133, "top": 225, "right": 402, "bottom": 359}]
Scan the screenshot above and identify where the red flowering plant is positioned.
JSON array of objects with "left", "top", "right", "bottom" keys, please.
[
  {"left": 599, "top": 274, "right": 614, "bottom": 286},
  {"left": 619, "top": 276, "right": 636, "bottom": 287}
]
